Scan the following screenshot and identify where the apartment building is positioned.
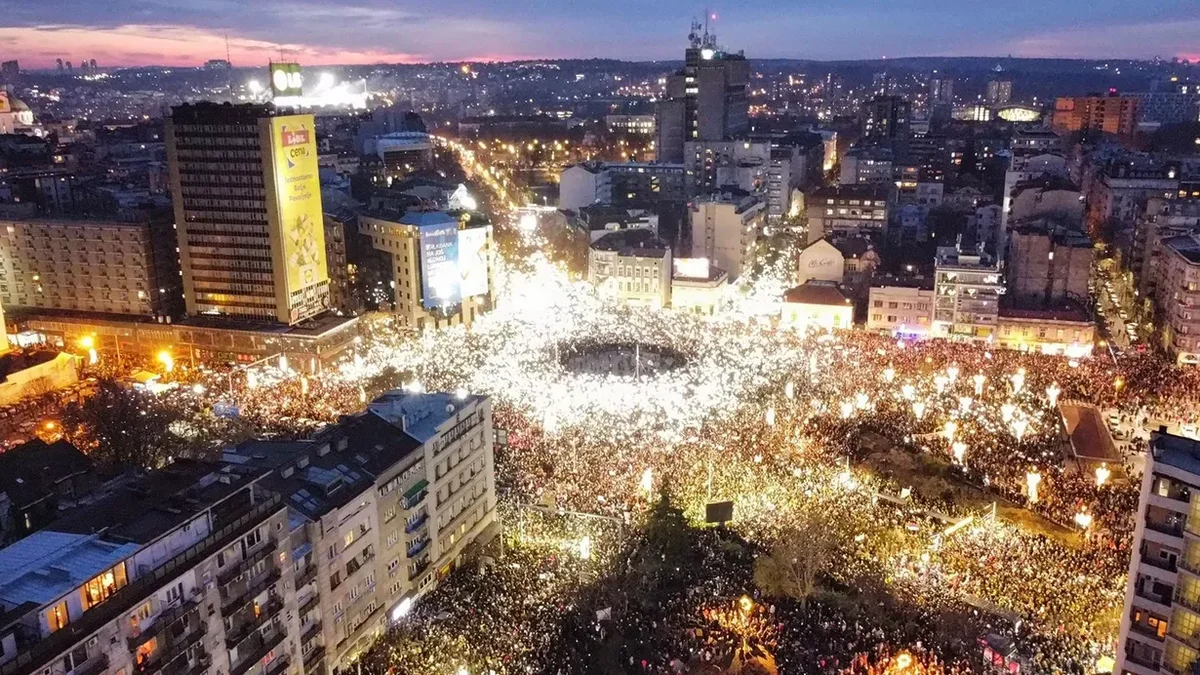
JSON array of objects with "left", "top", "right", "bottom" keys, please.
[
  {"left": 933, "top": 245, "right": 1005, "bottom": 340},
  {"left": 689, "top": 192, "right": 763, "bottom": 280},
  {"left": 867, "top": 283, "right": 935, "bottom": 337},
  {"left": 1053, "top": 95, "right": 1140, "bottom": 136},
  {"left": 1155, "top": 234, "right": 1200, "bottom": 364},
  {"left": 0, "top": 461, "right": 296, "bottom": 675},
  {"left": 804, "top": 185, "right": 888, "bottom": 245},
  {"left": 1115, "top": 432, "right": 1200, "bottom": 675},
  {"left": 358, "top": 210, "right": 493, "bottom": 331},
  {"left": 0, "top": 217, "right": 182, "bottom": 319}
]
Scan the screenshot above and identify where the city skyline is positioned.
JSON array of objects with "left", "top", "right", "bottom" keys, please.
[{"left": 1, "top": 0, "right": 1198, "bottom": 69}]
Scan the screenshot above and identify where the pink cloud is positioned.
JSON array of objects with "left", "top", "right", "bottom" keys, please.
[{"left": 2, "top": 24, "right": 423, "bottom": 68}]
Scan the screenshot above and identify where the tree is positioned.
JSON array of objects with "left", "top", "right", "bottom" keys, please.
[
  {"left": 60, "top": 379, "right": 185, "bottom": 472},
  {"left": 754, "top": 508, "right": 842, "bottom": 608}
]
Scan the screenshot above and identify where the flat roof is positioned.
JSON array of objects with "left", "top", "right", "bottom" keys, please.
[
  {"left": 368, "top": 391, "right": 486, "bottom": 444},
  {"left": 1152, "top": 432, "right": 1200, "bottom": 477},
  {"left": 0, "top": 532, "right": 140, "bottom": 608},
  {"left": 48, "top": 459, "right": 259, "bottom": 544}
]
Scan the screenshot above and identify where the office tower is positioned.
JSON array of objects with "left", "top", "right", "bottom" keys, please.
[
  {"left": 862, "top": 95, "right": 911, "bottom": 141},
  {"left": 654, "top": 21, "right": 749, "bottom": 163},
  {"left": 1115, "top": 432, "right": 1200, "bottom": 675},
  {"left": 929, "top": 76, "right": 954, "bottom": 105},
  {"left": 987, "top": 79, "right": 1013, "bottom": 104},
  {"left": 166, "top": 102, "right": 330, "bottom": 324}
]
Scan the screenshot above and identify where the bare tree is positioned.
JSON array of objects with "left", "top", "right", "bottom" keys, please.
[{"left": 754, "top": 508, "right": 842, "bottom": 608}]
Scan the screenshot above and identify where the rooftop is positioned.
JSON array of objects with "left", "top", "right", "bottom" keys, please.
[
  {"left": 590, "top": 228, "right": 670, "bottom": 258},
  {"left": 398, "top": 210, "right": 458, "bottom": 229},
  {"left": 0, "top": 532, "right": 140, "bottom": 608},
  {"left": 1164, "top": 233, "right": 1200, "bottom": 265},
  {"left": 783, "top": 280, "right": 853, "bottom": 307},
  {"left": 999, "top": 301, "right": 1091, "bottom": 324},
  {"left": 1152, "top": 431, "right": 1200, "bottom": 477},
  {"left": 1060, "top": 403, "right": 1118, "bottom": 463},
  {"left": 47, "top": 459, "right": 260, "bottom": 544},
  {"left": 368, "top": 390, "right": 486, "bottom": 444},
  {"left": 0, "top": 438, "right": 93, "bottom": 509}
]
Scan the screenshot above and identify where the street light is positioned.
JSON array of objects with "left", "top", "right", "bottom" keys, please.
[
  {"left": 157, "top": 350, "right": 174, "bottom": 373},
  {"left": 79, "top": 335, "right": 98, "bottom": 365}
]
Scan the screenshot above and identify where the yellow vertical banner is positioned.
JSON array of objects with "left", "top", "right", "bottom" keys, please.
[{"left": 269, "top": 115, "right": 328, "bottom": 304}]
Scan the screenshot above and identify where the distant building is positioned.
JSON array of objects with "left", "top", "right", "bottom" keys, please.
[
  {"left": 804, "top": 185, "right": 889, "bottom": 245},
  {"left": 558, "top": 162, "right": 686, "bottom": 210},
  {"left": 994, "top": 303, "right": 1095, "bottom": 357},
  {"left": 574, "top": 206, "right": 659, "bottom": 243},
  {"left": 780, "top": 281, "right": 854, "bottom": 331},
  {"left": 683, "top": 138, "right": 810, "bottom": 222},
  {"left": 1136, "top": 199, "right": 1200, "bottom": 302},
  {"left": 654, "top": 26, "right": 749, "bottom": 163},
  {"left": 587, "top": 229, "right": 672, "bottom": 307},
  {"left": 795, "top": 239, "right": 845, "bottom": 286},
  {"left": 986, "top": 80, "right": 1013, "bottom": 105},
  {"left": 1155, "top": 233, "right": 1200, "bottom": 363},
  {"left": 359, "top": 210, "right": 493, "bottom": 330},
  {"left": 928, "top": 76, "right": 954, "bottom": 105},
  {"left": 0, "top": 60, "right": 18, "bottom": 79},
  {"left": 862, "top": 96, "right": 911, "bottom": 141},
  {"left": 605, "top": 114, "right": 656, "bottom": 136},
  {"left": 1127, "top": 84, "right": 1200, "bottom": 127},
  {"left": 839, "top": 146, "right": 894, "bottom": 185},
  {"left": 689, "top": 192, "right": 763, "bottom": 280},
  {"left": 1053, "top": 94, "right": 1140, "bottom": 136}
]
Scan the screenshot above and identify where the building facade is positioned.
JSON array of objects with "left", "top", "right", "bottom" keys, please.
[
  {"left": 688, "top": 193, "right": 762, "bottom": 280},
  {"left": 587, "top": 229, "right": 672, "bottom": 307},
  {"left": 804, "top": 186, "right": 889, "bottom": 245},
  {"left": 867, "top": 284, "right": 935, "bottom": 336},
  {"left": 166, "top": 103, "right": 331, "bottom": 325},
  {"left": 933, "top": 246, "right": 1005, "bottom": 340},
  {"left": 358, "top": 210, "right": 493, "bottom": 331},
  {"left": 1006, "top": 221, "right": 1093, "bottom": 307},
  {"left": 1115, "top": 432, "right": 1200, "bottom": 675},
  {"left": 654, "top": 31, "right": 749, "bottom": 163},
  {"left": 1053, "top": 95, "right": 1140, "bottom": 136},
  {"left": 0, "top": 217, "right": 182, "bottom": 319}
]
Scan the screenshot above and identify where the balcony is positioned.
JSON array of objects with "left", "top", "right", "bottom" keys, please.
[
  {"left": 402, "top": 480, "right": 429, "bottom": 510},
  {"left": 220, "top": 567, "right": 281, "bottom": 616},
  {"left": 406, "top": 538, "right": 430, "bottom": 559},
  {"left": 296, "top": 564, "right": 317, "bottom": 588},
  {"left": 229, "top": 629, "right": 285, "bottom": 675},
  {"left": 225, "top": 597, "right": 283, "bottom": 650},
  {"left": 1148, "top": 519, "right": 1185, "bottom": 538},
  {"left": 1143, "top": 553, "right": 1180, "bottom": 573},
  {"left": 1127, "top": 651, "right": 1163, "bottom": 671},
  {"left": 219, "top": 541, "right": 276, "bottom": 586},
  {"left": 128, "top": 601, "right": 200, "bottom": 650},
  {"left": 302, "top": 647, "right": 325, "bottom": 670},
  {"left": 73, "top": 655, "right": 109, "bottom": 675},
  {"left": 264, "top": 657, "right": 289, "bottom": 675},
  {"left": 404, "top": 514, "right": 429, "bottom": 534},
  {"left": 408, "top": 558, "right": 430, "bottom": 581},
  {"left": 1130, "top": 621, "right": 1167, "bottom": 642},
  {"left": 137, "top": 625, "right": 206, "bottom": 675},
  {"left": 300, "top": 621, "right": 322, "bottom": 647},
  {"left": 299, "top": 593, "right": 319, "bottom": 617}
]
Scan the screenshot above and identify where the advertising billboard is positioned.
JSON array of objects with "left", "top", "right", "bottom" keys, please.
[
  {"left": 420, "top": 222, "right": 461, "bottom": 309},
  {"left": 458, "top": 227, "right": 489, "bottom": 299},
  {"left": 269, "top": 115, "right": 328, "bottom": 320},
  {"left": 270, "top": 62, "right": 304, "bottom": 98}
]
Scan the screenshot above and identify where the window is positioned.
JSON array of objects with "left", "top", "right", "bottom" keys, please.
[
  {"left": 82, "top": 564, "right": 128, "bottom": 610},
  {"left": 344, "top": 530, "right": 355, "bottom": 548},
  {"left": 47, "top": 601, "right": 70, "bottom": 632}
]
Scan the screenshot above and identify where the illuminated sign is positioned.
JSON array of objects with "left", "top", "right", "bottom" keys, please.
[
  {"left": 420, "top": 221, "right": 461, "bottom": 309},
  {"left": 270, "top": 62, "right": 304, "bottom": 98},
  {"left": 673, "top": 258, "right": 710, "bottom": 279},
  {"left": 269, "top": 115, "right": 328, "bottom": 321},
  {"left": 0, "top": 92, "right": 9, "bottom": 114},
  {"left": 458, "top": 227, "right": 489, "bottom": 299}
]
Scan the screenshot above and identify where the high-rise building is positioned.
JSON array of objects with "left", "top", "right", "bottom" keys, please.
[
  {"left": 654, "top": 23, "right": 749, "bottom": 163},
  {"left": 928, "top": 76, "right": 954, "bottom": 105},
  {"left": 862, "top": 96, "right": 911, "bottom": 141},
  {"left": 987, "top": 79, "right": 1013, "bottom": 104},
  {"left": 1115, "top": 431, "right": 1200, "bottom": 675},
  {"left": 1053, "top": 94, "right": 1141, "bottom": 136},
  {"left": 166, "top": 103, "right": 330, "bottom": 324}
]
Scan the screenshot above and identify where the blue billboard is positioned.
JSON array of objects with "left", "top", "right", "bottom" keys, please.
[{"left": 419, "top": 221, "right": 461, "bottom": 309}]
